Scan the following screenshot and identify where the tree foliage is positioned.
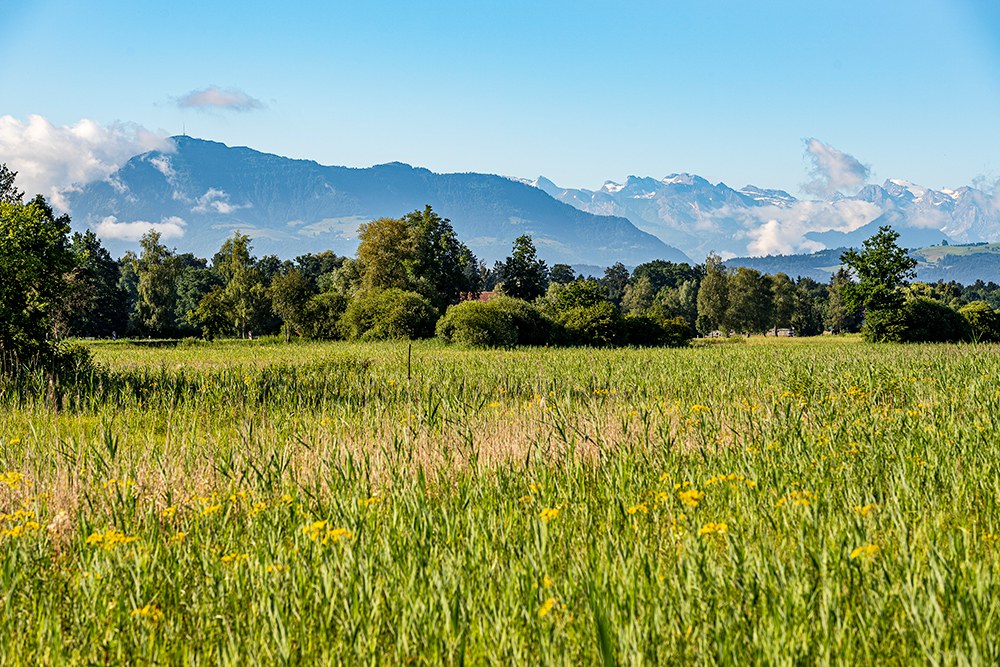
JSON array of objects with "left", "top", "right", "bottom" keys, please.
[
  {"left": 356, "top": 206, "right": 480, "bottom": 311},
  {"left": 494, "top": 235, "right": 549, "bottom": 301},
  {"left": 0, "top": 196, "right": 76, "bottom": 361}
]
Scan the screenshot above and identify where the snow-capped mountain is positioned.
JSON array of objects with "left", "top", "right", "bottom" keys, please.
[{"left": 532, "top": 173, "right": 1000, "bottom": 260}]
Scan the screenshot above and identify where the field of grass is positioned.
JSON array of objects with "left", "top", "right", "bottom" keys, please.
[{"left": 1, "top": 337, "right": 999, "bottom": 664}]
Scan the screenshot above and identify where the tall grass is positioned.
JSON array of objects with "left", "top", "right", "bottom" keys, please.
[{"left": 0, "top": 338, "right": 998, "bottom": 664}]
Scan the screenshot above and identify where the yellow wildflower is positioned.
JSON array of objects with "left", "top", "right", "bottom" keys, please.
[
  {"left": 690, "top": 404, "right": 710, "bottom": 414},
  {"left": 86, "top": 528, "right": 139, "bottom": 549},
  {"left": 698, "top": 522, "right": 728, "bottom": 536},
  {"left": 301, "top": 520, "right": 353, "bottom": 544},
  {"left": 201, "top": 504, "right": 222, "bottom": 516},
  {"left": 678, "top": 489, "right": 704, "bottom": 507},
  {"left": 627, "top": 503, "right": 649, "bottom": 515},
  {"left": 541, "top": 575, "right": 554, "bottom": 589},
  {"left": 360, "top": 496, "right": 382, "bottom": 507},
  {"left": 160, "top": 506, "right": 178, "bottom": 519},
  {"left": 538, "top": 597, "right": 559, "bottom": 617},
  {"left": 539, "top": 507, "right": 560, "bottom": 523},
  {"left": 776, "top": 490, "right": 815, "bottom": 508},
  {"left": 131, "top": 604, "right": 164, "bottom": 623},
  {"left": 850, "top": 544, "right": 880, "bottom": 559},
  {"left": 0, "top": 472, "right": 26, "bottom": 489},
  {"left": 170, "top": 532, "right": 186, "bottom": 543},
  {"left": 221, "top": 552, "right": 249, "bottom": 564},
  {"left": 853, "top": 503, "right": 878, "bottom": 517}
]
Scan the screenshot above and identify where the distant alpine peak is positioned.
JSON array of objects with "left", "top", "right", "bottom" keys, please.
[
  {"left": 884, "top": 178, "right": 929, "bottom": 200},
  {"left": 661, "top": 173, "right": 697, "bottom": 186},
  {"left": 739, "top": 185, "right": 797, "bottom": 206},
  {"left": 601, "top": 180, "right": 626, "bottom": 193}
]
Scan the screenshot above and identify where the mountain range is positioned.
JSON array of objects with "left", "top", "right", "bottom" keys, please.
[
  {"left": 531, "top": 174, "right": 1000, "bottom": 260},
  {"left": 64, "top": 136, "right": 1000, "bottom": 273},
  {"left": 65, "top": 137, "right": 689, "bottom": 266}
]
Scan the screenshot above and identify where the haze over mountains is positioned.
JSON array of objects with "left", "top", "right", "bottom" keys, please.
[
  {"left": 532, "top": 174, "right": 1000, "bottom": 260},
  {"left": 65, "top": 137, "right": 688, "bottom": 266},
  {"left": 64, "top": 136, "right": 1000, "bottom": 271}
]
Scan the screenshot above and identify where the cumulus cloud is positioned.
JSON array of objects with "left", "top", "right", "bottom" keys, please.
[
  {"left": 802, "top": 138, "right": 871, "bottom": 198},
  {"left": 0, "top": 115, "right": 171, "bottom": 208},
  {"left": 746, "top": 199, "right": 882, "bottom": 256},
  {"left": 192, "top": 188, "right": 250, "bottom": 214},
  {"left": 94, "top": 215, "right": 187, "bottom": 241},
  {"left": 176, "top": 86, "right": 264, "bottom": 112}
]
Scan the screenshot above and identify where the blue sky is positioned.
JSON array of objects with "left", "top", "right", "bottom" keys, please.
[{"left": 2, "top": 0, "right": 999, "bottom": 199}]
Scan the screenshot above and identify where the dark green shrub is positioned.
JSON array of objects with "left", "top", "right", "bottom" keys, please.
[
  {"left": 899, "top": 297, "right": 970, "bottom": 343},
  {"left": 959, "top": 301, "right": 1000, "bottom": 342},
  {"left": 559, "top": 302, "right": 623, "bottom": 347},
  {"left": 436, "top": 301, "right": 517, "bottom": 348},
  {"left": 624, "top": 314, "right": 693, "bottom": 347},
  {"left": 341, "top": 289, "right": 436, "bottom": 341},
  {"left": 302, "top": 292, "right": 348, "bottom": 340},
  {"left": 861, "top": 308, "right": 908, "bottom": 343},
  {"left": 485, "top": 295, "right": 551, "bottom": 345}
]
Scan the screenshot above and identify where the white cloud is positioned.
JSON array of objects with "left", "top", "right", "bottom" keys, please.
[
  {"left": 94, "top": 215, "right": 187, "bottom": 241},
  {"left": 802, "top": 138, "right": 871, "bottom": 198},
  {"left": 176, "top": 86, "right": 264, "bottom": 112},
  {"left": 745, "top": 199, "right": 882, "bottom": 256},
  {"left": 192, "top": 188, "right": 250, "bottom": 214},
  {"left": 0, "top": 115, "right": 170, "bottom": 208},
  {"left": 149, "top": 155, "right": 175, "bottom": 179}
]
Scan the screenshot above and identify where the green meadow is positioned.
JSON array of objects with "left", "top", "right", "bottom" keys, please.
[{"left": 1, "top": 337, "right": 998, "bottom": 664}]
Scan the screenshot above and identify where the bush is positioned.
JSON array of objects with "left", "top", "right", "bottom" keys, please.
[
  {"left": 302, "top": 292, "right": 348, "bottom": 340},
  {"left": 959, "top": 301, "right": 1000, "bottom": 342},
  {"left": 861, "top": 308, "right": 908, "bottom": 343},
  {"left": 558, "top": 302, "right": 623, "bottom": 347},
  {"left": 623, "top": 314, "right": 694, "bottom": 347},
  {"left": 899, "top": 297, "right": 970, "bottom": 343},
  {"left": 341, "top": 289, "right": 437, "bottom": 341},
  {"left": 483, "top": 296, "right": 551, "bottom": 345},
  {"left": 436, "top": 301, "right": 517, "bottom": 348}
]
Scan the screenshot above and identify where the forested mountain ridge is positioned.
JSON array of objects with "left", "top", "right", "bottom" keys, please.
[{"left": 65, "top": 137, "right": 689, "bottom": 266}]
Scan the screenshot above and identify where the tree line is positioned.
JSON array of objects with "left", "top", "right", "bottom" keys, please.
[{"left": 4, "top": 162, "right": 1000, "bottom": 368}]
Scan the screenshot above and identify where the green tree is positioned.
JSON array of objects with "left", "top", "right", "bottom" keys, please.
[
  {"left": 653, "top": 279, "right": 699, "bottom": 329},
  {"left": 825, "top": 268, "right": 861, "bottom": 333},
  {"left": 356, "top": 207, "right": 479, "bottom": 311},
  {"left": 601, "top": 262, "right": 630, "bottom": 307},
  {"left": 212, "top": 232, "right": 270, "bottom": 336},
  {"left": 696, "top": 253, "right": 729, "bottom": 334},
  {"left": 0, "top": 195, "right": 76, "bottom": 361},
  {"left": 769, "top": 272, "right": 796, "bottom": 333},
  {"left": 131, "top": 231, "right": 180, "bottom": 336},
  {"left": 404, "top": 206, "right": 480, "bottom": 311},
  {"left": 959, "top": 301, "right": 1000, "bottom": 342},
  {"left": 53, "top": 230, "right": 129, "bottom": 338},
  {"left": 270, "top": 269, "right": 316, "bottom": 339},
  {"left": 632, "top": 260, "right": 703, "bottom": 292},
  {"left": 621, "top": 275, "right": 656, "bottom": 314},
  {"left": 548, "top": 263, "right": 576, "bottom": 285},
  {"left": 341, "top": 288, "right": 437, "bottom": 341},
  {"left": 357, "top": 216, "right": 413, "bottom": 291},
  {"left": 726, "top": 267, "right": 774, "bottom": 334},
  {"left": 840, "top": 226, "right": 918, "bottom": 342},
  {"left": 494, "top": 235, "right": 549, "bottom": 301},
  {"left": 1, "top": 163, "right": 25, "bottom": 205},
  {"left": 791, "top": 277, "right": 827, "bottom": 336}
]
